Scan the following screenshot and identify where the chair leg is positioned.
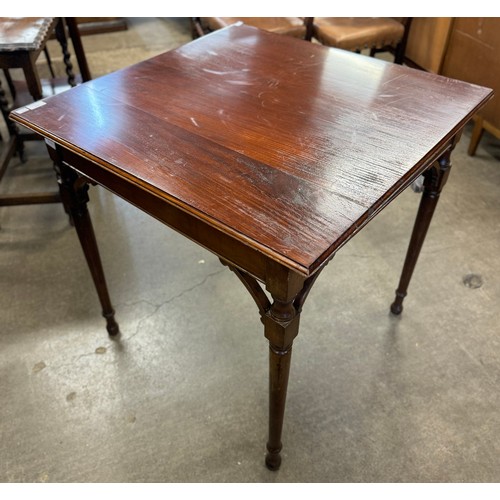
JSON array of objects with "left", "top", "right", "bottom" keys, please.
[
  {"left": 0, "top": 77, "right": 25, "bottom": 163},
  {"left": 304, "top": 17, "right": 314, "bottom": 41},
  {"left": 468, "top": 117, "right": 484, "bottom": 156},
  {"left": 54, "top": 18, "right": 76, "bottom": 87},
  {"left": 190, "top": 18, "right": 205, "bottom": 39},
  {"left": 65, "top": 17, "right": 92, "bottom": 82},
  {"left": 44, "top": 47, "right": 56, "bottom": 79},
  {"left": 4, "top": 69, "right": 16, "bottom": 100},
  {"left": 394, "top": 18, "right": 412, "bottom": 65},
  {"left": 394, "top": 41, "right": 405, "bottom": 64}
]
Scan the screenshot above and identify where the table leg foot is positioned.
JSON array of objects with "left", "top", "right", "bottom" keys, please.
[
  {"left": 104, "top": 310, "right": 120, "bottom": 336},
  {"left": 390, "top": 291, "right": 406, "bottom": 315},
  {"left": 265, "top": 449, "right": 282, "bottom": 471}
]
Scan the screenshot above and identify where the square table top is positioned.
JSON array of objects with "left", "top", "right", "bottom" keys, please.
[
  {"left": 11, "top": 24, "right": 493, "bottom": 276},
  {"left": 0, "top": 17, "right": 55, "bottom": 52}
]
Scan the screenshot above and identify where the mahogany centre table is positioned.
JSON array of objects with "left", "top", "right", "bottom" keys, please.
[{"left": 10, "top": 25, "right": 492, "bottom": 470}]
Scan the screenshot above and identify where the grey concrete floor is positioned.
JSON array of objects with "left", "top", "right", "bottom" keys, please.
[{"left": 1, "top": 18, "right": 500, "bottom": 483}]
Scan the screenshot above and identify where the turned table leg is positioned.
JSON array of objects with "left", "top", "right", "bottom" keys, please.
[
  {"left": 51, "top": 151, "right": 119, "bottom": 336},
  {"left": 264, "top": 297, "right": 300, "bottom": 470},
  {"left": 391, "top": 148, "right": 453, "bottom": 315},
  {"left": 224, "top": 262, "right": 323, "bottom": 470}
]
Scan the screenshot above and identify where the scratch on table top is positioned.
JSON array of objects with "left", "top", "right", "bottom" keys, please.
[
  {"left": 382, "top": 96, "right": 412, "bottom": 107},
  {"left": 383, "top": 74, "right": 407, "bottom": 86},
  {"left": 190, "top": 117, "right": 200, "bottom": 127},
  {"left": 226, "top": 80, "right": 254, "bottom": 86},
  {"left": 202, "top": 68, "right": 235, "bottom": 75}
]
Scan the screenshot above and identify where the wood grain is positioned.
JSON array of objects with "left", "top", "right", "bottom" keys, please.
[{"left": 11, "top": 24, "right": 493, "bottom": 276}]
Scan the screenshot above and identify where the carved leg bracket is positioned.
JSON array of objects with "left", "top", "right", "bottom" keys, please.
[
  {"left": 391, "top": 147, "right": 453, "bottom": 315},
  {"left": 220, "top": 260, "right": 271, "bottom": 322}
]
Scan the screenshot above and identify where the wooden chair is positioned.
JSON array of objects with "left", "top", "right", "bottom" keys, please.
[
  {"left": 312, "top": 18, "right": 412, "bottom": 64},
  {"left": 191, "top": 17, "right": 313, "bottom": 41}
]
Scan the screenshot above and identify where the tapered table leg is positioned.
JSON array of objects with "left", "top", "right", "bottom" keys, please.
[
  {"left": 266, "top": 340, "right": 294, "bottom": 470},
  {"left": 54, "top": 158, "right": 119, "bottom": 336},
  {"left": 263, "top": 270, "right": 304, "bottom": 471},
  {"left": 391, "top": 148, "right": 453, "bottom": 315},
  {"left": 225, "top": 264, "right": 323, "bottom": 471}
]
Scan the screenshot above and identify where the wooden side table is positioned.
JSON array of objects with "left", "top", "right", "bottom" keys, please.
[
  {"left": 11, "top": 25, "right": 493, "bottom": 470},
  {"left": 0, "top": 17, "right": 90, "bottom": 207}
]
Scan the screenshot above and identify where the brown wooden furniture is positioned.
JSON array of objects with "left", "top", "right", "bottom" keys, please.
[
  {"left": 0, "top": 18, "right": 60, "bottom": 101},
  {"left": 74, "top": 17, "right": 127, "bottom": 36},
  {"left": 312, "top": 17, "right": 412, "bottom": 63},
  {"left": 404, "top": 17, "right": 500, "bottom": 155},
  {"left": 11, "top": 25, "right": 492, "bottom": 470},
  {"left": 440, "top": 18, "right": 500, "bottom": 156},
  {"left": 0, "top": 17, "right": 90, "bottom": 207},
  {"left": 191, "top": 17, "right": 313, "bottom": 40}
]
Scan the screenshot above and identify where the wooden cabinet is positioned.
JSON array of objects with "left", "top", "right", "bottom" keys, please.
[
  {"left": 406, "top": 18, "right": 500, "bottom": 154},
  {"left": 441, "top": 18, "right": 500, "bottom": 154}
]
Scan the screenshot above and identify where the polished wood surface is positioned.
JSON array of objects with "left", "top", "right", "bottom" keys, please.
[
  {"left": 11, "top": 25, "right": 491, "bottom": 277},
  {"left": 9, "top": 24, "right": 493, "bottom": 471}
]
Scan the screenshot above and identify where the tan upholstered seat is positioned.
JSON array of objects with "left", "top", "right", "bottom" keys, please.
[
  {"left": 196, "top": 17, "right": 311, "bottom": 39},
  {"left": 313, "top": 17, "right": 405, "bottom": 51}
]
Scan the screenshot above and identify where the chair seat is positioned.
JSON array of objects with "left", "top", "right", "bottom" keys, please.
[
  {"left": 202, "top": 17, "right": 308, "bottom": 38},
  {"left": 313, "top": 17, "right": 405, "bottom": 51}
]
